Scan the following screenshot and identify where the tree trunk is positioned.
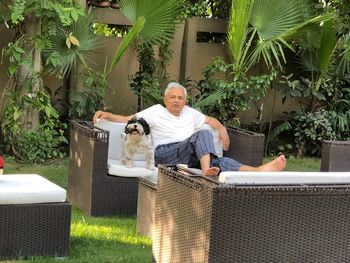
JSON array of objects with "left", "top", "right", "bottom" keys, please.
[{"left": 16, "top": 14, "right": 42, "bottom": 131}]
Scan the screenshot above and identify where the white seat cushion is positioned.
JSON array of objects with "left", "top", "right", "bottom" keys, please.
[
  {"left": 108, "top": 159, "right": 158, "bottom": 178},
  {"left": 219, "top": 171, "right": 350, "bottom": 185},
  {"left": 0, "top": 174, "right": 67, "bottom": 204}
]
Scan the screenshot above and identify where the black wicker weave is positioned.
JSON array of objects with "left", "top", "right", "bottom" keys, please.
[
  {"left": 152, "top": 165, "right": 350, "bottom": 263},
  {"left": 321, "top": 140, "right": 350, "bottom": 172},
  {"left": 137, "top": 177, "right": 157, "bottom": 238},
  {"left": 68, "top": 120, "right": 139, "bottom": 217},
  {"left": 0, "top": 201, "right": 71, "bottom": 260},
  {"left": 224, "top": 126, "right": 265, "bottom": 166}
]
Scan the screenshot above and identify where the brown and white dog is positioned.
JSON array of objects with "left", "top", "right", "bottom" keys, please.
[{"left": 121, "top": 117, "right": 155, "bottom": 170}]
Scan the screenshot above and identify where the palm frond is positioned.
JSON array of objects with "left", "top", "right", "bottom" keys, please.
[
  {"left": 268, "top": 121, "right": 292, "bottom": 143},
  {"left": 249, "top": 37, "right": 293, "bottom": 69},
  {"left": 120, "top": 0, "right": 183, "bottom": 45},
  {"left": 44, "top": 13, "right": 103, "bottom": 77},
  {"left": 318, "top": 19, "right": 337, "bottom": 74},
  {"left": 250, "top": 12, "right": 335, "bottom": 70},
  {"left": 338, "top": 34, "right": 350, "bottom": 76},
  {"left": 192, "top": 90, "right": 226, "bottom": 111},
  {"left": 108, "top": 17, "right": 145, "bottom": 74},
  {"left": 227, "top": 0, "right": 255, "bottom": 65},
  {"left": 250, "top": 0, "right": 309, "bottom": 41}
]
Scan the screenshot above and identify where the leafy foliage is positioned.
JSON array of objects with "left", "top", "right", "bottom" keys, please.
[
  {"left": 69, "top": 73, "right": 109, "bottom": 120},
  {"left": 43, "top": 13, "right": 103, "bottom": 78},
  {"left": 194, "top": 57, "right": 277, "bottom": 126},
  {"left": 289, "top": 109, "right": 337, "bottom": 157},
  {"left": 1, "top": 92, "right": 67, "bottom": 163}
]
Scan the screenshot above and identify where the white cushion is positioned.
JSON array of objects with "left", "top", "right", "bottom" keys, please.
[
  {"left": 143, "top": 174, "right": 158, "bottom": 184},
  {"left": 0, "top": 174, "right": 67, "bottom": 204},
  {"left": 108, "top": 159, "right": 158, "bottom": 178},
  {"left": 219, "top": 171, "right": 350, "bottom": 185}
]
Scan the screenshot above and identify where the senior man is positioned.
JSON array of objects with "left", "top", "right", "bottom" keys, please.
[{"left": 93, "top": 82, "right": 286, "bottom": 176}]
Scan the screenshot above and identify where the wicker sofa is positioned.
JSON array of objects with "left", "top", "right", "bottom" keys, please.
[
  {"left": 152, "top": 165, "right": 350, "bottom": 263},
  {"left": 68, "top": 119, "right": 265, "bottom": 217}
]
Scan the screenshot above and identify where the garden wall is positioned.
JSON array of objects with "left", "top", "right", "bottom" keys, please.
[{"left": 0, "top": 7, "right": 301, "bottom": 124}]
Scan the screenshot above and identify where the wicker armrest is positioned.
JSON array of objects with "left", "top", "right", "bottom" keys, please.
[
  {"left": 321, "top": 140, "right": 350, "bottom": 171},
  {"left": 224, "top": 126, "right": 265, "bottom": 166},
  {"left": 68, "top": 120, "right": 109, "bottom": 215},
  {"left": 69, "top": 120, "right": 109, "bottom": 167}
]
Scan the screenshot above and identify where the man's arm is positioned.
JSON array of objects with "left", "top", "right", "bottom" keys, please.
[
  {"left": 205, "top": 115, "right": 230, "bottom": 151},
  {"left": 93, "top": 110, "right": 135, "bottom": 124}
]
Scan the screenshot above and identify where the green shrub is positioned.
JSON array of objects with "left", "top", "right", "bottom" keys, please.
[{"left": 290, "top": 109, "right": 337, "bottom": 157}]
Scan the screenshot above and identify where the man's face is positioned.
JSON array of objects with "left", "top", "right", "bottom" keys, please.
[{"left": 163, "top": 87, "right": 186, "bottom": 116}]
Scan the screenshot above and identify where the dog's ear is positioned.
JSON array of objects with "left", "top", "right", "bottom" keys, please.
[
  {"left": 139, "top": 118, "right": 150, "bottom": 135},
  {"left": 124, "top": 124, "right": 129, "bottom": 134}
]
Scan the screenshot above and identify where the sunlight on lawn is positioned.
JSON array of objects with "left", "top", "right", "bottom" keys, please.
[{"left": 71, "top": 221, "right": 151, "bottom": 246}]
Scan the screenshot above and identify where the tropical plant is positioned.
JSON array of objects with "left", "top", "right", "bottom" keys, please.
[
  {"left": 43, "top": 12, "right": 106, "bottom": 119},
  {"left": 227, "top": 0, "right": 335, "bottom": 74},
  {"left": 107, "top": 0, "right": 183, "bottom": 75},
  {"left": 1, "top": 0, "right": 85, "bottom": 130},
  {"left": 194, "top": 57, "right": 277, "bottom": 126},
  {"left": 1, "top": 1, "right": 86, "bottom": 162}
]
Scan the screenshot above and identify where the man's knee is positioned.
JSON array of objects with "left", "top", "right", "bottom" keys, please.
[{"left": 195, "top": 130, "right": 214, "bottom": 140}]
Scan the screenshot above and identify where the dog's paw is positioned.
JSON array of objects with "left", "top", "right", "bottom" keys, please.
[{"left": 126, "top": 160, "right": 134, "bottom": 168}]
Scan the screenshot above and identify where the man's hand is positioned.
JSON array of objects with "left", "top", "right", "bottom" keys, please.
[
  {"left": 93, "top": 110, "right": 110, "bottom": 124},
  {"left": 93, "top": 110, "right": 135, "bottom": 124},
  {"left": 205, "top": 116, "right": 230, "bottom": 151},
  {"left": 218, "top": 127, "right": 230, "bottom": 151}
]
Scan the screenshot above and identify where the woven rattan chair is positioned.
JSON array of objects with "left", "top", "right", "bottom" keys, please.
[
  {"left": 69, "top": 120, "right": 264, "bottom": 217},
  {"left": 68, "top": 120, "right": 141, "bottom": 216},
  {"left": 321, "top": 140, "right": 350, "bottom": 171},
  {"left": 152, "top": 165, "right": 350, "bottom": 263}
]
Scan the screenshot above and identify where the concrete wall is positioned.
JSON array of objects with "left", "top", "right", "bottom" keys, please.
[{"left": 181, "top": 17, "right": 229, "bottom": 82}]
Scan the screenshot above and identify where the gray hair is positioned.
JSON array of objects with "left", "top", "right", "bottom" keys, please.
[{"left": 164, "top": 82, "right": 187, "bottom": 97}]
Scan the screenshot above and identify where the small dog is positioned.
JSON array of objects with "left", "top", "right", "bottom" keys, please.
[{"left": 121, "top": 117, "right": 155, "bottom": 170}]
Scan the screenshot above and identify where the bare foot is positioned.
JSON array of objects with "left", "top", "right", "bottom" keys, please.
[
  {"left": 203, "top": 167, "right": 220, "bottom": 176},
  {"left": 259, "top": 155, "right": 286, "bottom": 172}
]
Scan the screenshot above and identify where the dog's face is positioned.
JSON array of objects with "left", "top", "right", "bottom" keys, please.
[{"left": 124, "top": 117, "right": 150, "bottom": 136}]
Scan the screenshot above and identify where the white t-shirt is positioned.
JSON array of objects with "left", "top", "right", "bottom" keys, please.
[{"left": 136, "top": 104, "right": 206, "bottom": 148}]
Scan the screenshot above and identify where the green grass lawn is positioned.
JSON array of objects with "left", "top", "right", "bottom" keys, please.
[{"left": 2, "top": 156, "right": 321, "bottom": 262}]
